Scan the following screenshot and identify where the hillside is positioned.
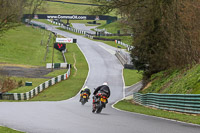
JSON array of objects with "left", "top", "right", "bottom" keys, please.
[
  {"left": 0, "top": 25, "right": 62, "bottom": 66},
  {"left": 141, "top": 64, "right": 200, "bottom": 94}
]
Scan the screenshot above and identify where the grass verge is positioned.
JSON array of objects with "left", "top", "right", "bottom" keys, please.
[
  {"left": 8, "top": 77, "right": 47, "bottom": 93},
  {"left": 57, "top": 27, "right": 83, "bottom": 36},
  {"left": 0, "top": 126, "right": 24, "bottom": 133},
  {"left": 98, "top": 40, "right": 127, "bottom": 49},
  {"left": 141, "top": 64, "right": 200, "bottom": 94},
  {"left": 114, "top": 100, "right": 200, "bottom": 125},
  {"left": 29, "top": 43, "right": 88, "bottom": 101},
  {"left": 123, "top": 69, "right": 143, "bottom": 86},
  {"left": 100, "top": 36, "right": 132, "bottom": 45}
]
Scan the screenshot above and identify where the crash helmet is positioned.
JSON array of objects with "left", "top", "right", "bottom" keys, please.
[
  {"left": 84, "top": 86, "right": 88, "bottom": 89},
  {"left": 103, "top": 82, "right": 108, "bottom": 86}
]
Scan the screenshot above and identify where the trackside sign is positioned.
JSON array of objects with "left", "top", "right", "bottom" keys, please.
[
  {"left": 23, "top": 14, "right": 117, "bottom": 21},
  {"left": 56, "top": 38, "right": 72, "bottom": 43},
  {"left": 56, "top": 38, "right": 77, "bottom": 43},
  {"left": 47, "top": 15, "right": 87, "bottom": 20}
]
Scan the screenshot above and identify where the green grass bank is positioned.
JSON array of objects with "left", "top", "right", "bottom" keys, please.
[
  {"left": 0, "top": 25, "right": 62, "bottom": 66},
  {"left": 141, "top": 64, "right": 200, "bottom": 94},
  {"left": 123, "top": 69, "right": 142, "bottom": 86},
  {"left": 38, "top": 1, "right": 90, "bottom": 14},
  {"left": 0, "top": 126, "right": 24, "bottom": 133}
]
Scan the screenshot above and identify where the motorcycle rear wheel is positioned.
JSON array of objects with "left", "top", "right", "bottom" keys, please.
[
  {"left": 81, "top": 98, "right": 87, "bottom": 105},
  {"left": 96, "top": 102, "right": 103, "bottom": 113}
]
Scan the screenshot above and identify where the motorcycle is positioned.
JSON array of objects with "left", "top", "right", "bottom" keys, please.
[
  {"left": 92, "top": 92, "right": 108, "bottom": 113},
  {"left": 80, "top": 92, "right": 89, "bottom": 105}
]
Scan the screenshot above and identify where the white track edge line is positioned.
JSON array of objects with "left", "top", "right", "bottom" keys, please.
[
  {"left": 122, "top": 68, "right": 125, "bottom": 98},
  {"left": 111, "top": 99, "right": 200, "bottom": 127}
]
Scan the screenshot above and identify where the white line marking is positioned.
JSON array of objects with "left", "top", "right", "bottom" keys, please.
[
  {"left": 111, "top": 99, "right": 200, "bottom": 127},
  {"left": 122, "top": 68, "right": 125, "bottom": 98}
]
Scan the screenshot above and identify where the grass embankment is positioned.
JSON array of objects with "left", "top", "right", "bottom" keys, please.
[
  {"left": 42, "top": 0, "right": 116, "bottom": 16},
  {"left": 141, "top": 64, "right": 200, "bottom": 94},
  {"left": 0, "top": 25, "right": 62, "bottom": 66},
  {"left": 0, "top": 25, "right": 66, "bottom": 94},
  {"left": 48, "top": 0, "right": 92, "bottom": 4},
  {"left": 92, "top": 21, "right": 133, "bottom": 47},
  {"left": 0, "top": 126, "right": 24, "bottom": 133},
  {"left": 114, "top": 100, "right": 200, "bottom": 125},
  {"left": 97, "top": 21, "right": 124, "bottom": 34},
  {"left": 38, "top": 1, "right": 90, "bottom": 14}
]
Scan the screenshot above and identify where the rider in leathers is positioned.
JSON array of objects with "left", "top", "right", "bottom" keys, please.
[
  {"left": 93, "top": 82, "right": 110, "bottom": 108},
  {"left": 79, "top": 86, "right": 91, "bottom": 102}
]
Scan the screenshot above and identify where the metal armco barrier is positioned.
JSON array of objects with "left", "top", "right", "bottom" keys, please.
[
  {"left": 25, "top": 21, "right": 46, "bottom": 29},
  {"left": 115, "top": 51, "right": 127, "bottom": 65},
  {"left": 133, "top": 93, "right": 200, "bottom": 114},
  {"left": 60, "top": 25, "right": 86, "bottom": 35},
  {"left": 115, "top": 40, "right": 134, "bottom": 51}
]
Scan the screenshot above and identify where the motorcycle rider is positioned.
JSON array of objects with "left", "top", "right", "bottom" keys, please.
[
  {"left": 79, "top": 86, "right": 91, "bottom": 102},
  {"left": 92, "top": 82, "right": 110, "bottom": 111}
]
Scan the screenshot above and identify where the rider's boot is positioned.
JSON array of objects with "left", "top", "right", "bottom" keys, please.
[{"left": 79, "top": 97, "right": 81, "bottom": 102}]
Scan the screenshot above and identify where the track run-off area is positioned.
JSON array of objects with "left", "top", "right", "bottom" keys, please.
[{"left": 0, "top": 22, "right": 200, "bottom": 133}]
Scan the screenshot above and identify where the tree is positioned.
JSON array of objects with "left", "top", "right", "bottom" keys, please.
[
  {"left": 90, "top": 0, "right": 200, "bottom": 82},
  {"left": 0, "top": 0, "right": 45, "bottom": 37}
]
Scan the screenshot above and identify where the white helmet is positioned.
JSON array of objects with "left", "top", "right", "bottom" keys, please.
[
  {"left": 84, "top": 86, "right": 88, "bottom": 88},
  {"left": 103, "top": 82, "right": 108, "bottom": 86}
]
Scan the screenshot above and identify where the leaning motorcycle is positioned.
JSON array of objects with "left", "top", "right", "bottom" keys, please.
[
  {"left": 92, "top": 92, "right": 108, "bottom": 113},
  {"left": 80, "top": 92, "right": 89, "bottom": 105}
]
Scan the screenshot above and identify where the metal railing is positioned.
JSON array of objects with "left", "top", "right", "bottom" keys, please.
[{"left": 133, "top": 92, "right": 200, "bottom": 114}]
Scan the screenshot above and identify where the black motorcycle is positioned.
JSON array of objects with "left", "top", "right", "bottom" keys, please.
[{"left": 92, "top": 92, "right": 108, "bottom": 113}]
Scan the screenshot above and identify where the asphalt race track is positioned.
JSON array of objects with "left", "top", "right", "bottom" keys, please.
[{"left": 0, "top": 22, "right": 200, "bottom": 133}]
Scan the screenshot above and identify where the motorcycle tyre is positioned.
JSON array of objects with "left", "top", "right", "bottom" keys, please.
[
  {"left": 96, "top": 102, "right": 103, "bottom": 113},
  {"left": 81, "top": 98, "right": 87, "bottom": 105}
]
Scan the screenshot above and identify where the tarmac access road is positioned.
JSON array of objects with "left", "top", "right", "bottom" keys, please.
[
  {"left": 71, "top": 23, "right": 98, "bottom": 34},
  {"left": 0, "top": 22, "right": 199, "bottom": 133}
]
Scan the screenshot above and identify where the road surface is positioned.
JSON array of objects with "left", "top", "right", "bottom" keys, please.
[{"left": 72, "top": 23, "right": 97, "bottom": 34}]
